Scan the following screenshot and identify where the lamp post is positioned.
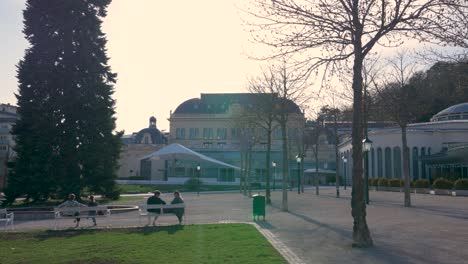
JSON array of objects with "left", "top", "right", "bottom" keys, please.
[
  {"left": 362, "top": 137, "right": 373, "bottom": 204},
  {"left": 296, "top": 155, "right": 301, "bottom": 194},
  {"left": 342, "top": 156, "right": 348, "bottom": 190},
  {"left": 196, "top": 164, "right": 201, "bottom": 197},
  {"left": 272, "top": 161, "right": 276, "bottom": 191}
]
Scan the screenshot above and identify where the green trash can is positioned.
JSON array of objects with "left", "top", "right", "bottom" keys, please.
[{"left": 252, "top": 194, "right": 265, "bottom": 221}]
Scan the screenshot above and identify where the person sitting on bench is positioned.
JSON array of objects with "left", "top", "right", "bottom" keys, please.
[
  {"left": 169, "top": 191, "right": 185, "bottom": 224},
  {"left": 58, "top": 193, "right": 86, "bottom": 228},
  {"left": 147, "top": 190, "right": 166, "bottom": 226}
]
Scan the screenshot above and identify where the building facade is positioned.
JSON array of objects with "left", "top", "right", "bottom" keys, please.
[
  {"left": 0, "top": 103, "right": 18, "bottom": 188},
  {"left": 117, "top": 116, "right": 167, "bottom": 180},
  {"left": 167, "top": 93, "right": 305, "bottom": 183},
  {"left": 338, "top": 103, "right": 468, "bottom": 184}
]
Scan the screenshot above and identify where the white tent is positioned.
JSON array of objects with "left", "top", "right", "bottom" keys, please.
[{"left": 141, "top": 143, "right": 240, "bottom": 170}]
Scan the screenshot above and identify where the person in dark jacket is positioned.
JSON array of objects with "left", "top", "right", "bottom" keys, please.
[
  {"left": 87, "top": 195, "right": 98, "bottom": 226},
  {"left": 147, "top": 190, "right": 166, "bottom": 225},
  {"left": 170, "top": 191, "right": 185, "bottom": 224}
]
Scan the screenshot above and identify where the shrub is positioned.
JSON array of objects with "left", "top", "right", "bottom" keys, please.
[
  {"left": 377, "top": 178, "right": 389, "bottom": 187},
  {"left": 432, "top": 178, "right": 453, "bottom": 189},
  {"left": 413, "top": 179, "right": 430, "bottom": 188},
  {"left": 184, "top": 178, "right": 203, "bottom": 191},
  {"left": 388, "top": 178, "right": 403, "bottom": 187},
  {"left": 454, "top": 179, "right": 468, "bottom": 190},
  {"left": 104, "top": 187, "right": 121, "bottom": 200},
  {"left": 250, "top": 182, "right": 262, "bottom": 189},
  {"left": 369, "top": 178, "right": 379, "bottom": 187}
]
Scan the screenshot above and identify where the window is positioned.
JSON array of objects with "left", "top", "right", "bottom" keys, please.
[
  {"left": 421, "top": 147, "right": 426, "bottom": 179},
  {"left": 385, "top": 147, "right": 392, "bottom": 178},
  {"left": 176, "top": 128, "right": 186, "bottom": 139},
  {"left": 216, "top": 128, "right": 227, "bottom": 140},
  {"left": 189, "top": 128, "right": 199, "bottom": 139},
  {"left": 393, "top": 147, "right": 402, "bottom": 178},
  {"left": 203, "top": 128, "right": 213, "bottom": 139},
  {"left": 370, "top": 148, "right": 375, "bottom": 178},
  {"left": 273, "top": 128, "right": 282, "bottom": 140},
  {"left": 377, "top": 148, "right": 383, "bottom": 177},
  {"left": 231, "top": 128, "right": 240, "bottom": 139},
  {"left": 412, "top": 147, "right": 419, "bottom": 180}
]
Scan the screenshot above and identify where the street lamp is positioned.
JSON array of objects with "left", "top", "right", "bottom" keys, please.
[
  {"left": 272, "top": 161, "right": 277, "bottom": 191},
  {"left": 196, "top": 164, "right": 201, "bottom": 196},
  {"left": 362, "top": 137, "right": 373, "bottom": 204},
  {"left": 342, "top": 156, "right": 348, "bottom": 190},
  {"left": 296, "top": 155, "right": 301, "bottom": 194}
]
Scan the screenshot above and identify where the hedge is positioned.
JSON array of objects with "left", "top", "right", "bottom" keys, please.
[
  {"left": 432, "top": 178, "right": 453, "bottom": 189},
  {"left": 413, "top": 179, "right": 430, "bottom": 188},
  {"left": 377, "top": 178, "right": 389, "bottom": 187},
  {"left": 454, "top": 179, "right": 468, "bottom": 190},
  {"left": 388, "top": 178, "right": 403, "bottom": 187}
]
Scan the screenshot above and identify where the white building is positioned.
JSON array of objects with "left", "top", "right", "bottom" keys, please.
[{"left": 338, "top": 103, "right": 468, "bottom": 184}]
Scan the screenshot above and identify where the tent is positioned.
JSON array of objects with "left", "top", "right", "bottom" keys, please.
[
  {"left": 141, "top": 143, "right": 240, "bottom": 170},
  {"left": 304, "top": 168, "right": 336, "bottom": 174}
]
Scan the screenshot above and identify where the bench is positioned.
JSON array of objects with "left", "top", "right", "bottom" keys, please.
[
  {"left": 54, "top": 206, "right": 111, "bottom": 229},
  {"left": 138, "top": 204, "right": 186, "bottom": 226},
  {"left": 0, "top": 208, "right": 14, "bottom": 230}
]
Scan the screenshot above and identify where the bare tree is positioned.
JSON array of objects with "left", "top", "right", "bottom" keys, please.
[
  {"left": 247, "top": 72, "right": 280, "bottom": 204},
  {"left": 255, "top": 63, "right": 309, "bottom": 211},
  {"left": 318, "top": 105, "right": 342, "bottom": 197},
  {"left": 374, "top": 52, "right": 427, "bottom": 207},
  {"left": 244, "top": 0, "right": 467, "bottom": 247}
]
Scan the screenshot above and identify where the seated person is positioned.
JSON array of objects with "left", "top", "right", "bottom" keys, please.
[
  {"left": 169, "top": 191, "right": 185, "bottom": 224},
  {"left": 146, "top": 190, "right": 166, "bottom": 226},
  {"left": 58, "top": 193, "right": 86, "bottom": 228}
]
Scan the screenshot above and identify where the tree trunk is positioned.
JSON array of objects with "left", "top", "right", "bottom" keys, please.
[
  {"left": 335, "top": 123, "right": 340, "bottom": 198},
  {"left": 247, "top": 151, "right": 252, "bottom": 197},
  {"left": 350, "top": 49, "right": 373, "bottom": 248},
  {"left": 265, "top": 123, "right": 272, "bottom": 204},
  {"left": 401, "top": 125, "right": 411, "bottom": 207},
  {"left": 315, "top": 144, "right": 319, "bottom": 195},
  {"left": 301, "top": 158, "right": 305, "bottom": 193},
  {"left": 281, "top": 120, "right": 288, "bottom": 212}
]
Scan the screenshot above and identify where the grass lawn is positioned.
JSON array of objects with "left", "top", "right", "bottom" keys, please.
[{"left": 0, "top": 224, "right": 286, "bottom": 264}]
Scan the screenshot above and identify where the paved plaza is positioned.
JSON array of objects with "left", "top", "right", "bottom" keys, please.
[{"left": 7, "top": 188, "right": 468, "bottom": 264}]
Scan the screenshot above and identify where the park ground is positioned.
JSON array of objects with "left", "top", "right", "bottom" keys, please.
[{"left": 4, "top": 187, "right": 468, "bottom": 264}]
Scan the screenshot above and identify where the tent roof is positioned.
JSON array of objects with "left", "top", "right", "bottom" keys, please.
[
  {"left": 304, "top": 168, "right": 336, "bottom": 174},
  {"left": 141, "top": 143, "right": 240, "bottom": 170}
]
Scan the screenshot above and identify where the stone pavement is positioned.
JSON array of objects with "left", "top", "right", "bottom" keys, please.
[{"left": 7, "top": 188, "right": 468, "bottom": 264}]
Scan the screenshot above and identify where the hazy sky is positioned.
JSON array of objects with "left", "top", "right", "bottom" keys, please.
[{"left": 0, "top": 0, "right": 261, "bottom": 133}]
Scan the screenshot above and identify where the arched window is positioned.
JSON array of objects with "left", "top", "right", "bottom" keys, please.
[
  {"left": 421, "top": 147, "right": 426, "bottom": 179},
  {"left": 377, "top": 148, "right": 383, "bottom": 177},
  {"left": 393, "top": 147, "right": 402, "bottom": 178},
  {"left": 412, "top": 147, "right": 419, "bottom": 180},
  {"left": 385, "top": 147, "right": 392, "bottom": 178},
  {"left": 370, "top": 148, "right": 375, "bottom": 178}
]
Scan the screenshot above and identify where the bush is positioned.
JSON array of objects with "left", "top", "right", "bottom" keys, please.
[
  {"left": 432, "top": 178, "right": 453, "bottom": 189},
  {"left": 184, "top": 178, "right": 203, "bottom": 191},
  {"left": 454, "top": 179, "right": 468, "bottom": 190},
  {"left": 388, "top": 178, "right": 403, "bottom": 187},
  {"left": 413, "top": 179, "right": 430, "bottom": 188},
  {"left": 369, "top": 178, "right": 378, "bottom": 187},
  {"left": 377, "top": 178, "right": 389, "bottom": 187},
  {"left": 104, "top": 187, "right": 121, "bottom": 200}
]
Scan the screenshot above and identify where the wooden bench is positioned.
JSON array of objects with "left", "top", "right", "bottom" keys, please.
[
  {"left": 138, "top": 204, "right": 186, "bottom": 226},
  {"left": 54, "top": 206, "right": 111, "bottom": 229},
  {"left": 0, "top": 208, "right": 14, "bottom": 230}
]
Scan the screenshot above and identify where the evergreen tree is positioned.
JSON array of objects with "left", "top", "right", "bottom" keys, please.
[{"left": 4, "top": 0, "right": 121, "bottom": 204}]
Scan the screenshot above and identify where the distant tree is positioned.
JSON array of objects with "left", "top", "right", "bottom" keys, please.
[
  {"left": 374, "top": 53, "right": 427, "bottom": 207},
  {"left": 247, "top": 73, "right": 279, "bottom": 204},
  {"left": 305, "top": 119, "right": 322, "bottom": 195},
  {"left": 318, "top": 106, "right": 342, "bottom": 197},
  {"left": 4, "top": 0, "right": 121, "bottom": 204}
]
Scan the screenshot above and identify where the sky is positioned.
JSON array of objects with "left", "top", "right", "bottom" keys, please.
[
  {"left": 0, "top": 1, "right": 454, "bottom": 134},
  {"left": 0, "top": 0, "right": 262, "bottom": 133}
]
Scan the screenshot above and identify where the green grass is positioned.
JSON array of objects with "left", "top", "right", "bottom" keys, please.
[
  {"left": 0, "top": 224, "right": 285, "bottom": 264},
  {"left": 118, "top": 184, "right": 240, "bottom": 194}
]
